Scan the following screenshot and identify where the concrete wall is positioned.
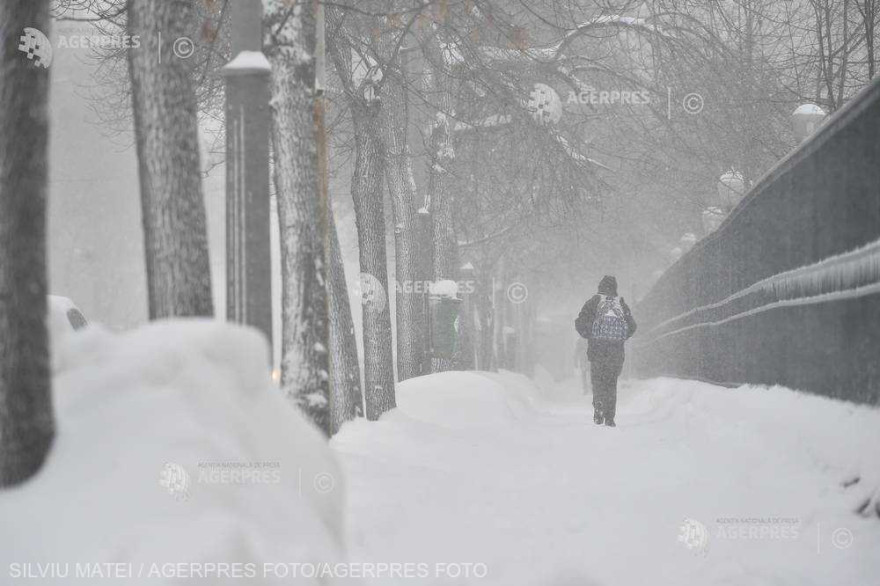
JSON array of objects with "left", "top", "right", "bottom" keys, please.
[{"left": 633, "top": 79, "right": 880, "bottom": 404}]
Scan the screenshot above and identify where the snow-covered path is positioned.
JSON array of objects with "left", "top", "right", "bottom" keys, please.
[{"left": 332, "top": 373, "right": 880, "bottom": 586}]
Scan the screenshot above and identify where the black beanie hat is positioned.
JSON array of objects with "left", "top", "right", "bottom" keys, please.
[{"left": 598, "top": 275, "right": 618, "bottom": 296}]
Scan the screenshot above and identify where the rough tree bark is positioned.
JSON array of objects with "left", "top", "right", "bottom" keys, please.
[
  {"left": 378, "top": 70, "right": 425, "bottom": 381},
  {"left": 319, "top": 37, "right": 362, "bottom": 432},
  {"left": 264, "top": 0, "right": 331, "bottom": 434},
  {"left": 127, "top": 0, "right": 214, "bottom": 319},
  {"left": 327, "top": 207, "right": 363, "bottom": 433},
  {"left": 476, "top": 274, "right": 496, "bottom": 371},
  {"left": 427, "top": 112, "right": 459, "bottom": 373},
  {"left": 0, "top": 0, "right": 54, "bottom": 488},
  {"left": 327, "top": 9, "right": 396, "bottom": 420},
  {"left": 374, "top": 19, "right": 426, "bottom": 382},
  {"left": 428, "top": 113, "right": 458, "bottom": 281},
  {"left": 351, "top": 105, "right": 397, "bottom": 420}
]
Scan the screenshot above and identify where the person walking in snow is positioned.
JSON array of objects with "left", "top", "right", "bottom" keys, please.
[{"left": 574, "top": 275, "right": 637, "bottom": 427}]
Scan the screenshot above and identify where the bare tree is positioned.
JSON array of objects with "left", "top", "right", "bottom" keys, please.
[
  {"left": 318, "top": 9, "right": 363, "bottom": 432},
  {"left": 374, "top": 10, "right": 428, "bottom": 381},
  {"left": 0, "top": 0, "right": 54, "bottom": 487},
  {"left": 327, "top": 6, "right": 396, "bottom": 420},
  {"left": 264, "top": 0, "right": 332, "bottom": 433},
  {"left": 127, "top": 0, "right": 215, "bottom": 318},
  {"left": 327, "top": 208, "right": 363, "bottom": 432},
  {"left": 855, "top": 0, "right": 879, "bottom": 78}
]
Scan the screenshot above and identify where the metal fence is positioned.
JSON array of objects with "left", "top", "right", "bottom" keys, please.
[{"left": 633, "top": 79, "right": 880, "bottom": 405}]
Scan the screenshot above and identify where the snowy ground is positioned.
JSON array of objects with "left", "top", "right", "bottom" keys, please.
[
  {"left": 1, "top": 322, "right": 347, "bottom": 585},
  {"left": 333, "top": 371, "right": 880, "bottom": 586},
  {"left": 3, "top": 322, "right": 879, "bottom": 585}
]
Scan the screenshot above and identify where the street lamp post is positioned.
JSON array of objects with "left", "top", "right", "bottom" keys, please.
[
  {"left": 702, "top": 207, "right": 726, "bottom": 236},
  {"left": 221, "top": 0, "right": 272, "bottom": 347}
]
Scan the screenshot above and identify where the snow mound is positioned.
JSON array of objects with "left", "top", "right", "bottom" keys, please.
[
  {"left": 0, "top": 320, "right": 350, "bottom": 585},
  {"left": 334, "top": 374, "right": 880, "bottom": 586},
  {"left": 390, "top": 371, "right": 537, "bottom": 428},
  {"left": 47, "top": 295, "right": 88, "bottom": 360}
]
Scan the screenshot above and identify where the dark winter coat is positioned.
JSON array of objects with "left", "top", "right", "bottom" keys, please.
[{"left": 577, "top": 278, "right": 637, "bottom": 364}]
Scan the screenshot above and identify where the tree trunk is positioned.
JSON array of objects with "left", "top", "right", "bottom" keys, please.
[
  {"left": 493, "top": 261, "right": 507, "bottom": 372},
  {"left": 865, "top": 1, "right": 877, "bottom": 79},
  {"left": 0, "top": 0, "right": 54, "bottom": 488},
  {"left": 350, "top": 104, "right": 396, "bottom": 419},
  {"left": 477, "top": 284, "right": 495, "bottom": 370},
  {"left": 326, "top": 11, "right": 396, "bottom": 420},
  {"left": 264, "top": 0, "right": 331, "bottom": 434},
  {"left": 378, "top": 70, "right": 425, "bottom": 381},
  {"left": 428, "top": 113, "right": 458, "bottom": 281},
  {"left": 428, "top": 113, "right": 459, "bottom": 373},
  {"left": 327, "top": 206, "right": 363, "bottom": 433},
  {"left": 458, "top": 279, "right": 476, "bottom": 370},
  {"left": 128, "top": 0, "right": 214, "bottom": 319},
  {"left": 321, "top": 89, "right": 362, "bottom": 432}
]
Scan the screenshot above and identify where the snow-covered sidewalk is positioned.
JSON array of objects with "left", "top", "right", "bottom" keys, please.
[{"left": 333, "top": 372, "right": 880, "bottom": 586}]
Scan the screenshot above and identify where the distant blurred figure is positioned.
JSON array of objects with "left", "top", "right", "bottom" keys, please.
[
  {"left": 574, "top": 276, "right": 637, "bottom": 427},
  {"left": 574, "top": 337, "right": 590, "bottom": 394}
]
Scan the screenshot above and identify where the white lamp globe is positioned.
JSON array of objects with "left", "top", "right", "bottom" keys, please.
[
  {"left": 716, "top": 170, "right": 745, "bottom": 209},
  {"left": 792, "top": 104, "right": 827, "bottom": 142}
]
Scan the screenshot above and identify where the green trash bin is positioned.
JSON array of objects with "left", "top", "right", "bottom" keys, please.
[{"left": 429, "top": 287, "right": 462, "bottom": 360}]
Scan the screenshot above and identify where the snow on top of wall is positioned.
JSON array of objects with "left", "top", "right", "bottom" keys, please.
[
  {"left": 645, "top": 236, "right": 880, "bottom": 340},
  {"left": 1, "top": 320, "right": 349, "bottom": 585},
  {"left": 222, "top": 50, "right": 271, "bottom": 73},
  {"left": 429, "top": 279, "right": 460, "bottom": 299}
]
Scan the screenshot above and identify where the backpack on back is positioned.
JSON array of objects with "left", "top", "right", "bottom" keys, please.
[{"left": 590, "top": 296, "right": 629, "bottom": 342}]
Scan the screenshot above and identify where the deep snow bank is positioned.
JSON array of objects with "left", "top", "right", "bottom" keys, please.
[
  {"left": 389, "top": 370, "right": 537, "bottom": 428},
  {"left": 1, "top": 321, "right": 348, "bottom": 585},
  {"left": 629, "top": 377, "right": 880, "bottom": 517},
  {"left": 333, "top": 371, "right": 880, "bottom": 586}
]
